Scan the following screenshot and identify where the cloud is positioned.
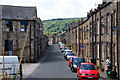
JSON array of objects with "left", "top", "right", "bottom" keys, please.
[{"left": 0, "top": 0, "right": 102, "bottom": 20}]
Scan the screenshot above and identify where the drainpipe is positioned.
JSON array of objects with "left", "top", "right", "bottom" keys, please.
[
  {"left": 111, "top": 13, "right": 113, "bottom": 70},
  {"left": 99, "top": 10, "right": 102, "bottom": 65},
  {"left": 95, "top": 11, "right": 97, "bottom": 60},
  {"left": 76, "top": 28, "right": 77, "bottom": 55},
  {"left": 37, "top": 27, "right": 39, "bottom": 60},
  {"left": 82, "top": 24, "right": 84, "bottom": 57},
  {"left": 34, "top": 20, "right": 36, "bottom": 62},
  {"left": 79, "top": 27, "right": 80, "bottom": 57},
  {"left": 92, "top": 14, "right": 94, "bottom": 59},
  {"left": 29, "top": 22, "right": 31, "bottom": 62},
  {"left": 116, "top": 0, "right": 119, "bottom": 79}
]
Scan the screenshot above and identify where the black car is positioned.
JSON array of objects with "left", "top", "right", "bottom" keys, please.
[{"left": 70, "top": 57, "right": 85, "bottom": 72}]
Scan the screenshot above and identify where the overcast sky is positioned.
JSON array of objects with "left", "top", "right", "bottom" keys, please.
[{"left": 0, "top": 0, "right": 102, "bottom": 20}]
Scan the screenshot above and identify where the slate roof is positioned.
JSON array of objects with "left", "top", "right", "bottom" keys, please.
[
  {"left": 71, "top": 22, "right": 79, "bottom": 29},
  {"left": 0, "top": 5, "right": 37, "bottom": 20}
]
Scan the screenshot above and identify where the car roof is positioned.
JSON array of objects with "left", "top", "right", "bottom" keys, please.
[
  {"left": 74, "top": 57, "right": 83, "bottom": 59},
  {"left": 65, "top": 50, "right": 72, "bottom": 51},
  {"left": 70, "top": 56, "right": 77, "bottom": 58},
  {"left": 0, "top": 56, "right": 19, "bottom": 63},
  {"left": 81, "top": 63, "right": 94, "bottom": 65},
  {"left": 69, "top": 56, "right": 76, "bottom": 58},
  {"left": 68, "top": 53, "right": 74, "bottom": 54},
  {"left": 71, "top": 56, "right": 77, "bottom": 58}
]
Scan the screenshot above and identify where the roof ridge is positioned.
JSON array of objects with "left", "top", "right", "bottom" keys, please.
[{"left": 1, "top": 4, "right": 35, "bottom": 8}]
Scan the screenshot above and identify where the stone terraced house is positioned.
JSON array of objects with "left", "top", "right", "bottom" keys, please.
[{"left": 0, "top": 5, "right": 46, "bottom": 62}]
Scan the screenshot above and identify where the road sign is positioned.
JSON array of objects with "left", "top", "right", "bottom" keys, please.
[{"left": 81, "top": 44, "right": 84, "bottom": 49}]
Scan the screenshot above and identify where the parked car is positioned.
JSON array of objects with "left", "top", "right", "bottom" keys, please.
[
  {"left": 60, "top": 44, "right": 65, "bottom": 50},
  {"left": 77, "top": 63, "right": 99, "bottom": 80},
  {"left": 48, "top": 41, "right": 51, "bottom": 45},
  {"left": 66, "top": 53, "right": 75, "bottom": 61},
  {"left": 64, "top": 50, "right": 72, "bottom": 55},
  {"left": 58, "top": 42, "right": 62, "bottom": 47},
  {"left": 70, "top": 57, "right": 85, "bottom": 72},
  {"left": 64, "top": 50, "right": 72, "bottom": 58},
  {"left": 61, "top": 47, "right": 67, "bottom": 53},
  {"left": 0, "top": 56, "right": 22, "bottom": 79}
]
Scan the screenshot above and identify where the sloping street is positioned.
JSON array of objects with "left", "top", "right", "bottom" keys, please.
[{"left": 23, "top": 44, "right": 77, "bottom": 79}]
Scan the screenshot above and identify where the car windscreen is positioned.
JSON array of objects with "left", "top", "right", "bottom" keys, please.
[
  {"left": 67, "top": 51, "right": 72, "bottom": 53},
  {"left": 81, "top": 64, "right": 96, "bottom": 70},
  {"left": 62, "top": 48, "right": 66, "bottom": 50},
  {"left": 67, "top": 53, "right": 74, "bottom": 56},
  {"left": 61, "top": 45, "right": 65, "bottom": 47},
  {"left": 74, "top": 58, "right": 84, "bottom": 63}
]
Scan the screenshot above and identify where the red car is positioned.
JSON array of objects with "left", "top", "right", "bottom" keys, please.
[{"left": 77, "top": 63, "right": 99, "bottom": 80}]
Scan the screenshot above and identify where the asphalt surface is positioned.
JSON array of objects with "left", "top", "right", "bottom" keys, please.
[{"left": 27, "top": 44, "right": 76, "bottom": 79}]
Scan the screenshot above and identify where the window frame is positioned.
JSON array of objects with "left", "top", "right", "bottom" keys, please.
[
  {"left": 4, "top": 20, "right": 13, "bottom": 32},
  {"left": 20, "top": 21, "right": 28, "bottom": 32},
  {"left": 97, "top": 19, "right": 99, "bottom": 34},
  {"left": 102, "top": 44, "right": 105, "bottom": 60}
]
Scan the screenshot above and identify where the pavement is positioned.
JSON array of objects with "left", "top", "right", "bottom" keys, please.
[
  {"left": 22, "top": 63, "right": 40, "bottom": 78},
  {"left": 99, "top": 70, "right": 117, "bottom": 80},
  {"left": 22, "top": 44, "right": 117, "bottom": 80}
]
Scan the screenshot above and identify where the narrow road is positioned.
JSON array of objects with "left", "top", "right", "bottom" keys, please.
[{"left": 27, "top": 44, "right": 77, "bottom": 79}]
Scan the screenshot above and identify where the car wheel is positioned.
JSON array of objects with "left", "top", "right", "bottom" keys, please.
[
  {"left": 70, "top": 64, "right": 72, "bottom": 70},
  {"left": 77, "top": 74, "right": 80, "bottom": 80},
  {"left": 71, "top": 64, "right": 74, "bottom": 72},
  {"left": 69, "top": 64, "right": 70, "bottom": 67},
  {"left": 71, "top": 67, "right": 74, "bottom": 72},
  {"left": 77, "top": 72, "right": 78, "bottom": 77}
]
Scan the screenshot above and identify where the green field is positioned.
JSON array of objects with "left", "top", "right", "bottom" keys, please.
[{"left": 43, "top": 17, "right": 87, "bottom": 34}]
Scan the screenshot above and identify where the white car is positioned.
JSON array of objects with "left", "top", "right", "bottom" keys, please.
[
  {"left": 60, "top": 44, "right": 65, "bottom": 47},
  {"left": 59, "top": 42, "right": 62, "bottom": 45},
  {"left": 60, "top": 44, "right": 65, "bottom": 49},
  {"left": 64, "top": 50, "right": 72, "bottom": 55},
  {"left": 66, "top": 53, "right": 75, "bottom": 60},
  {"left": 64, "top": 50, "right": 72, "bottom": 58},
  {"left": 48, "top": 42, "right": 51, "bottom": 45},
  {"left": 0, "top": 56, "right": 21, "bottom": 79}
]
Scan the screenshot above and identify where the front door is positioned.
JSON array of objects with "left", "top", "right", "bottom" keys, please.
[{"left": 5, "top": 40, "right": 13, "bottom": 56}]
